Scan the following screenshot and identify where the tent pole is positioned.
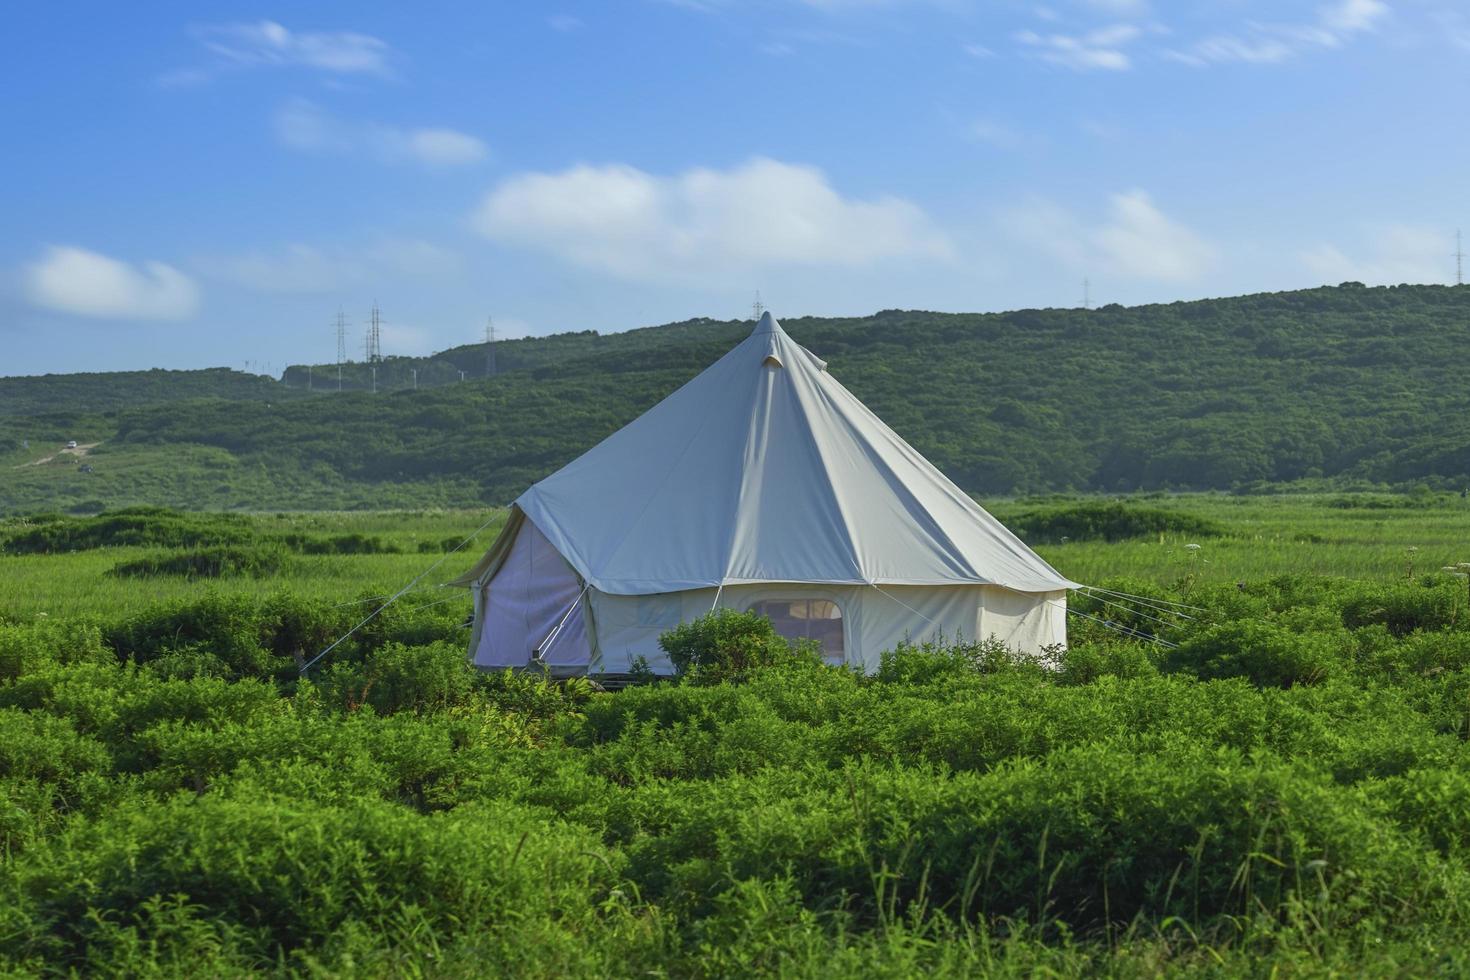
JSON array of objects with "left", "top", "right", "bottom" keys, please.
[{"left": 535, "top": 582, "right": 591, "bottom": 661}]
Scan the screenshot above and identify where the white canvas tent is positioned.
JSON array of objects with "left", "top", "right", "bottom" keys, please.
[{"left": 455, "top": 312, "right": 1076, "bottom": 675}]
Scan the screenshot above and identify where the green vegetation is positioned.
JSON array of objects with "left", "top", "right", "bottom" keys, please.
[
  {"left": 659, "top": 607, "right": 819, "bottom": 683},
  {"left": 7, "top": 283, "right": 1470, "bottom": 514},
  {"left": 0, "top": 367, "right": 295, "bottom": 417},
  {"left": 1008, "top": 500, "right": 1225, "bottom": 542},
  {"left": 3, "top": 497, "right": 1470, "bottom": 974},
  {"left": 3, "top": 507, "right": 405, "bottom": 558},
  {"left": 107, "top": 545, "right": 292, "bottom": 580}
]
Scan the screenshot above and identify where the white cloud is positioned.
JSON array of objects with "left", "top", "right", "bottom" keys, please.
[
  {"left": 192, "top": 20, "right": 390, "bottom": 75},
  {"left": 1171, "top": 35, "right": 1295, "bottom": 64},
  {"left": 547, "top": 14, "right": 585, "bottom": 31},
  {"left": 1169, "top": 0, "right": 1388, "bottom": 65},
  {"left": 1094, "top": 190, "right": 1217, "bottom": 279},
  {"left": 196, "top": 238, "right": 461, "bottom": 294},
  {"left": 274, "top": 99, "right": 488, "bottom": 167},
  {"left": 23, "top": 246, "right": 200, "bottom": 320},
  {"left": 398, "top": 129, "right": 489, "bottom": 166},
  {"left": 1301, "top": 226, "right": 1450, "bottom": 285},
  {"left": 1005, "top": 190, "right": 1217, "bottom": 282},
  {"left": 472, "top": 157, "right": 951, "bottom": 283},
  {"left": 962, "top": 42, "right": 994, "bottom": 58},
  {"left": 1321, "top": 0, "right": 1389, "bottom": 33},
  {"left": 1015, "top": 23, "right": 1141, "bottom": 70}
]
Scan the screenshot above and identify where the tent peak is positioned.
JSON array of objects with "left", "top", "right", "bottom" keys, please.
[{"left": 751, "top": 311, "right": 782, "bottom": 336}]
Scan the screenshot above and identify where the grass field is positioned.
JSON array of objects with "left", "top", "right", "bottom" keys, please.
[
  {"left": 1005, "top": 492, "right": 1470, "bottom": 586},
  {"left": 6, "top": 493, "right": 1466, "bottom": 618},
  {"left": 6, "top": 494, "right": 1470, "bottom": 976}
]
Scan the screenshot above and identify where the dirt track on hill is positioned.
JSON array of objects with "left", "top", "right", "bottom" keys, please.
[{"left": 16, "top": 442, "right": 99, "bottom": 467}]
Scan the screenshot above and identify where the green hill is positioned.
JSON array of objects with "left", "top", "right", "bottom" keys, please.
[
  {"left": 5, "top": 282, "right": 1470, "bottom": 514},
  {"left": 0, "top": 367, "right": 296, "bottom": 417}
]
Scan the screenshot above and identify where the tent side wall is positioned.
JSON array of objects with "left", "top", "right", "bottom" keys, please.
[
  {"left": 470, "top": 517, "right": 591, "bottom": 671},
  {"left": 585, "top": 583, "right": 1065, "bottom": 675}
]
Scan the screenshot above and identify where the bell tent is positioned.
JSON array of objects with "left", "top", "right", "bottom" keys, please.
[{"left": 455, "top": 313, "right": 1076, "bottom": 675}]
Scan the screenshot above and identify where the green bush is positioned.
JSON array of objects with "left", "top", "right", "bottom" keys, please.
[
  {"left": 1, "top": 795, "right": 625, "bottom": 972},
  {"left": 1, "top": 507, "right": 252, "bottom": 554},
  {"left": 1168, "top": 621, "right": 1343, "bottom": 687},
  {"left": 1342, "top": 581, "right": 1464, "bottom": 636},
  {"left": 659, "top": 609, "right": 818, "bottom": 683},
  {"left": 315, "top": 641, "right": 485, "bottom": 715},
  {"left": 1009, "top": 501, "right": 1225, "bottom": 543},
  {"left": 108, "top": 544, "right": 290, "bottom": 579},
  {"left": 0, "top": 620, "right": 111, "bottom": 682}
]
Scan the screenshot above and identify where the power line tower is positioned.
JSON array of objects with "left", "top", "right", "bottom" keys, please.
[
  {"left": 751, "top": 291, "right": 765, "bottom": 321},
  {"left": 335, "top": 308, "right": 348, "bottom": 364},
  {"left": 334, "top": 308, "right": 348, "bottom": 391},
  {"left": 1082, "top": 277, "right": 1091, "bottom": 310},
  {"left": 364, "top": 302, "right": 383, "bottom": 363},
  {"left": 484, "top": 316, "right": 497, "bottom": 377},
  {"left": 1456, "top": 230, "right": 1465, "bottom": 287}
]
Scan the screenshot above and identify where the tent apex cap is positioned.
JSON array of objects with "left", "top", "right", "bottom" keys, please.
[{"left": 751, "top": 311, "right": 782, "bottom": 336}]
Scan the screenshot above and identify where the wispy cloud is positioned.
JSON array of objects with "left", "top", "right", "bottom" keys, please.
[
  {"left": 1005, "top": 190, "right": 1218, "bottom": 282},
  {"left": 197, "top": 20, "right": 390, "bottom": 73},
  {"left": 274, "top": 99, "right": 488, "bottom": 168},
  {"left": 1301, "top": 225, "right": 1449, "bottom": 285},
  {"left": 1015, "top": 23, "right": 1142, "bottom": 71},
  {"left": 1168, "top": 0, "right": 1389, "bottom": 66},
  {"left": 547, "top": 14, "right": 585, "bottom": 32},
  {"left": 160, "top": 20, "right": 393, "bottom": 86},
  {"left": 24, "top": 246, "right": 200, "bottom": 320},
  {"left": 472, "top": 157, "right": 951, "bottom": 284}
]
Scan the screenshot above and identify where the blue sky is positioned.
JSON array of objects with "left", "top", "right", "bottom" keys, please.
[{"left": 1, "top": 0, "right": 1465, "bottom": 376}]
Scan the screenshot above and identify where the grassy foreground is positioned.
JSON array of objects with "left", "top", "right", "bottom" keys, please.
[{"left": 5, "top": 495, "right": 1470, "bottom": 976}]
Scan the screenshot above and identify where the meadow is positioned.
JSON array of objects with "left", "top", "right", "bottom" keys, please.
[{"left": 5, "top": 494, "right": 1470, "bottom": 976}]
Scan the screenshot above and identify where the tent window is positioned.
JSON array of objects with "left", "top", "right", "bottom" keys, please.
[{"left": 748, "top": 599, "right": 844, "bottom": 665}]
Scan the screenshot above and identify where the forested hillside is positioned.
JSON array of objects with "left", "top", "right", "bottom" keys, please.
[
  {"left": 0, "top": 367, "right": 294, "bottom": 417},
  {"left": 5, "top": 283, "right": 1470, "bottom": 513}
]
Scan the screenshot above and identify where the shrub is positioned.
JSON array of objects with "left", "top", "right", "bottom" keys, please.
[
  {"left": 1054, "top": 642, "right": 1161, "bottom": 685},
  {"left": 623, "top": 744, "right": 1451, "bottom": 935},
  {"left": 1009, "top": 501, "right": 1225, "bottom": 543},
  {"left": 1, "top": 507, "right": 252, "bottom": 555},
  {"left": 0, "top": 620, "right": 111, "bottom": 681},
  {"left": 1, "top": 795, "right": 625, "bottom": 971},
  {"left": 106, "top": 592, "right": 288, "bottom": 682},
  {"left": 279, "top": 532, "right": 402, "bottom": 555},
  {"left": 659, "top": 609, "right": 817, "bottom": 684},
  {"left": 1167, "top": 621, "right": 1343, "bottom": 687},
  {"left": 315, "top": 641, "right": 486, "bottom": 715},
  {"left": 1342, "top": 582, "right": 1464, "bottom": 636},
  {"left": 108, "top": 545, "right": 290, "bottom": 579},
  {"left": 874, "top": 636, "right": 1046, "bottom": 685}
]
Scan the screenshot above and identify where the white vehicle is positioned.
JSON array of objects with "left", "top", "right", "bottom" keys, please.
[{"left": 65, "top": 440, "right": 78, "bottom": 449}]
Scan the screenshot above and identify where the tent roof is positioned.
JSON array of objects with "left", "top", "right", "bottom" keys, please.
[{"left": 514, "top": 313, "right": 1076, "bottom": 595}]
